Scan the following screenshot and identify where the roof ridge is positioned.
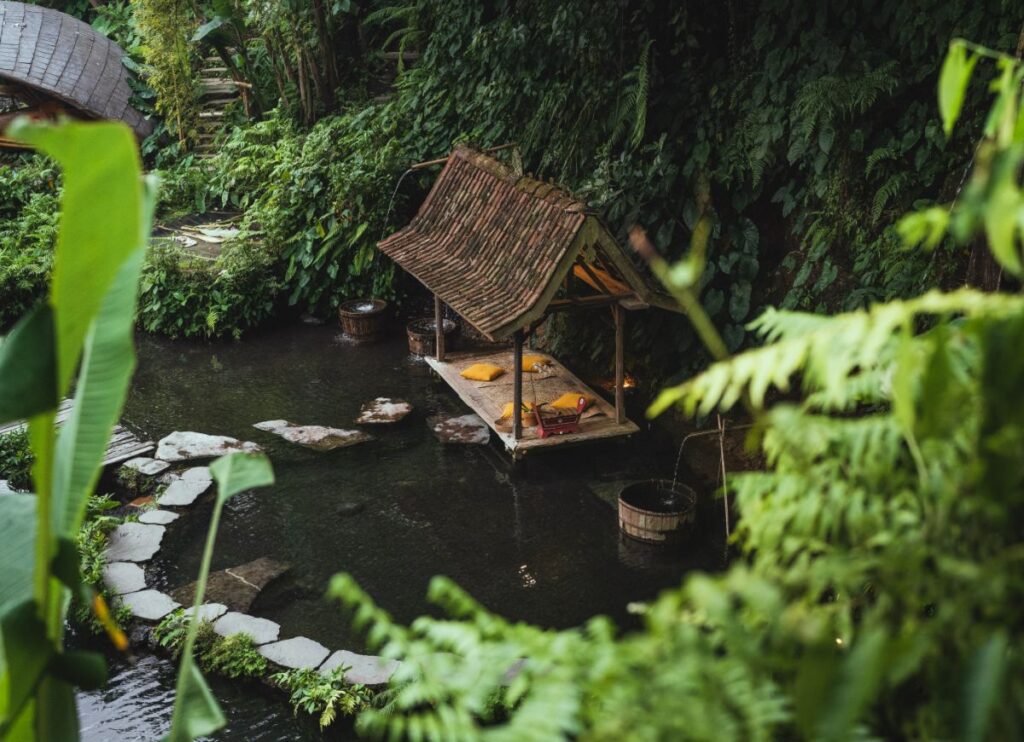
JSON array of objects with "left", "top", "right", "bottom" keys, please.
[{"left": 451, "top": 144, "right": 589, "bottom": 213}]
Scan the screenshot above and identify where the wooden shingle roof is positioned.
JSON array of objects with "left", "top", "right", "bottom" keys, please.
[
  {"left": 0, "top": 1, "right": 152, "bottom": 138},
  {"left": 379, "top": 146, "right": 674, "bottom": 340}
]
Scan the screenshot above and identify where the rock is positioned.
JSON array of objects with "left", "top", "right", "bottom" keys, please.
[
  {"left": 157, "top": 466, "right": 213, "bottom": 507},
  {"left": 320, "top": 650, "right": 400, "bottom": 686},
  {"left": 102, "top": 562, "right": 147, "bottom": 595},
  {"left": 430, "top": 414, "right": 490, "bottom": 445},
  {"left": 0, "top": 480, "right": 20, "bottom": 495},
  {"left": 138, "top": 509, "right": 180, "bottom": 525},
  {"left": 183, "top": 603, "right": 228, "bottom": 622},
  {"left": 335, "top": 501, "right": 365, "bottom": 517},
  {"left": 105, "top": 523, "right": 165, "bottom": 562},
  {"left": 156, "top": 431, "right": 262, "bottom": 463},
  {"left": 259, "top": 636, "right": 330, "bottom": 670},
  {"left": 356, "top": 398, "right": 413, "bottom": 424},
  {"left": 121, "top": 457, "right": 171, "bottom": 477},
  {"left": 253, "top": 420, "right": 372, "bottom": 451},
  {"left": 120, "top": 590, "right": 180, "bottom": 621},
  {"left": 171, "top": 557, "right": 289, "bottom": 612},
  {"left": 213, "top": 612, "right": 280, "bottom": 645}
]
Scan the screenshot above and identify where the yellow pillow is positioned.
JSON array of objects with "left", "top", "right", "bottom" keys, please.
[
  {"left": 499, "top": 401, "right": 536, "bottom": 426},
  {"left": 521, "top": 354, "right": 549, "bottom": 372},
  {"left": 460, "top": 363, "right": 505, "bottom": 381},
  {"left": 549, "top": 392, "right": 595, "bottom": 410}
]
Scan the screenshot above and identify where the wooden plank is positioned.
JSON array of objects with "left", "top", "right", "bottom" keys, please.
[
  {"left": 614, "top": 304, "right": 625, "bottom": 424},
  {"left": 513, "top": 330, "right": 523, "bottom": 440},
  {"left": 434, "top": 294, "right": 445, "bottom": 362},
  {"left": 424, "top": 349, "right": 638, "bottom": 458}
]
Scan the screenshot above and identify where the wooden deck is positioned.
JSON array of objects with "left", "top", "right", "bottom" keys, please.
[
  {"left": 0, "top": 399, "right": 154, "bottom": 467},
  {"left": 425, "top": 349, "right": 639, "bottom": 458}
]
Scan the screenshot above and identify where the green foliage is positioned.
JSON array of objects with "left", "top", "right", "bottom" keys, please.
[
  {"left": 135, "top": 0, "right": 200, "bottom": 144},
  {"left": 0, "top": 429, "right": 33, "bottom": 491},
  {"left": 75, "top": 495, "right": 121, "bottom": 589},
  {"left": 154, "top": 611, "right": 216, "bottom": 660},
  {"left": 203, "top": 633, "right": 267, "bottom": 679},
  {"left": 272, "top": 667, "right": 374, "bottom": 730},
  {"left": 325, "top": 41, "right": 1024, "bottom": 741}
]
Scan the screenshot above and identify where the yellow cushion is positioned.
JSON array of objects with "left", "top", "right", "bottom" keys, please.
[
  {"left": 549, "top": 392, "right": 595, "bottom": 410},
  {"left": 460, "top": 363, "right": 505, "bottom": 381},
  {"left": 521, "top": 354, "right": 549, "bottom": 372},
  {"left": 499, "top": 401, "right": 536, "bottom": 426}
]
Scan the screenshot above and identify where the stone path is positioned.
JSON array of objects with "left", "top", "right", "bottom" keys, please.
[
  {"left": 157, "top": 466, "right": 212, "bottom": 506},
  {"left": 253, "top": 420, "right": 372, "bottom": 451},
  {"left": 356, "top": 398, "right": 413, "bottom": 424},
  {"left": 155, "top": 431, "right": 261, "bottom": 462},
  {"left": 430, "top": 413, "right": 491, "bottom": 445},
  {"left": 259, "top": 637, "right": 330, "bottom": 670},
  {"left": 105, "top": 523, "right": 165, "bottom": 562},
  {"left": 171, "top": 556, "right": 289, "bottom": 612},
  {"left": 122, "top": 457, "right": 170, "bottom": 477},
  {"left": 213, "top": 612, "right": 280, "bottom": 644}
]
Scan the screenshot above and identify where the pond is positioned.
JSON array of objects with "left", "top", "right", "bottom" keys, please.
[{"left": 78, "top": 322, "right": 724, "bottom": 739}]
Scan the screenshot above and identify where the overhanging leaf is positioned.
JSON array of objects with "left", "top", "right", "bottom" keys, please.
[
  {"left": 165, "top": 658, "right": 226, "bottom": 741},
  {"left": 209, "top": 452, "right": 275, "bottom": 505},
  {"left": 938, "top": 41, "right": 977, "bottom": 137},
  {"left": 0, "top": 303, "right": 57, "bottom": 425},
  {"left": 0, "top": 496, "right": 37, "bottom": 616}
]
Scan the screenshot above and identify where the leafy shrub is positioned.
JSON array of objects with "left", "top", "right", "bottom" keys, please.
[
  {"left": 137, "top": 238, "right": 282, "bottom": 339},
  {"left": 154, "top": 609, "right": 218, "bottom": 659},
  {"left": 203, "top": 632, "right": 268, "bottom": 679},
  {"left": 0, "top": 428, "right": 33, "bottom": 491},
  {"left": 272, "top": 667, "right": 374, "bottom": 729}
]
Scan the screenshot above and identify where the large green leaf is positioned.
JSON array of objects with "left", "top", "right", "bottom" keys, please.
[
  {"left": 209, "top": 452, "right": 275, "bottom": 504},
  {"left": 938, "top": 41, "right": 977, "bottom": 137},
  {"left": 0, "top": 304, "right": 57, "bottom": 424},
  {"left": 8, "top": 119, "right": 144, "bottom": 395},
  {"left": 0, "top": 496, "right": 37, "bottom": 616},
  {"left": 165, "top": 662, "right": 226, "bottom": 742},
  {"left": 0, "top": 600, "right": 53, "bottom": 734}
]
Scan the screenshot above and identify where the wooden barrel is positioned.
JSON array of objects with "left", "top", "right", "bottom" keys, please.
[
  {"left": 339, "top": 299, "right": 388, "bottom": 340},
  {"left": 407, "top": 317, "right": 458, "bottom": 356},
  {"left": 618, "top": 480, "right": 697, "bottom": 544}
]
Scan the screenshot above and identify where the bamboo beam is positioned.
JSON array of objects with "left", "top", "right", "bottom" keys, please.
[
  {"left": 513, "top": 329, "right": 524, "bottom": 439},
  {"left": 547, "top": 293, "right": 635, "bottom": 313},
  {"left": 434, "top": 294, "right": 446, "bottom": 362},
  {"left": 613, "top": 304, "right": 625, "bottom": 424},
  {"left": 410, "top": 143, "right": 517, "bottom": 171}
]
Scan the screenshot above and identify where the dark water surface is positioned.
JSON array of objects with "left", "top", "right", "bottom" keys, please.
[{"left": 78, "top": 323, "right": 722, "bottom": 739}]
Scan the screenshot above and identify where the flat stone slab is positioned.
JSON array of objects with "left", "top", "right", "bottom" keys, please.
[
  {"left": 430, "top": 414, "right": 491, "bottom": 445},
  {"left": 253, "top": 420, "right": 372, "bottom": 451},
  {"left": 213, "top": 612, "right": 280, "bottom": 645},
  {"left": 102, "top": 562, "right": 147, "bottom": 595},
  {"left": 171, "top": 557, "right": 289, "bottom": 612},
  {"left": 183, "top": 603, "right": 228, "bottom": 622},
  {"left": 121, "top": 457, "right": 171, "bottom": 477},
  {"left": 356, "top": 398, "right": 413, "bottom": 424},
  {"left": 0, "top": 480, "right": 19, "bottom": 495},
  {"left": 157, "top": 466, "right": 213, "bottom": 507},
  {"left": 120, "top": 590, "right": 180, "bottom": 621},
  {"left": 259, "top": 636, "right": 330, "bottom": 670},
  {"left": 138, "top": 509, "right": 180, "bottom": 525},
  {"left": 104, "top": 523, "right": 165, "bottom": 562},
  {"left": 320, "top": 650, "right": 400, "bottom": 686},
  {"left": 156, "top": 431, "right": 262, "bottom": 463}
]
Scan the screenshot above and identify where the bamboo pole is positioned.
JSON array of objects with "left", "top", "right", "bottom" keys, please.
[
  {"left": 613, "top": 304, "right": 625, "bottom": 424},
  {"left": 513, "top": 329, "right": 524, "bottom": 440},
  {"left": 434, "top": 295, "right": 446, "bottom": 362}
]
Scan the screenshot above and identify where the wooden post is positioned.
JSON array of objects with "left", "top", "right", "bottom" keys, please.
[
  {"left": 513, "top": 329, "right": 524, "bottom": 440},
  {"left": 434, "top": 294, "right": 445, "bottom": 362},
  {"left": 613, "top": 303, "right": 625, "bottom": 424}
]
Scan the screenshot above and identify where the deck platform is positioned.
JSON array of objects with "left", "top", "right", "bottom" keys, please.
[
  {"left": 0, "top": 399, "right": 154, "bottom": 467},
  {"left": 425, "top": 349, "right": 639, "bottom": 458}
]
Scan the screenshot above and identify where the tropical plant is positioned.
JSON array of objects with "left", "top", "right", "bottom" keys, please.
[
  {"left": 0, "top": 428, "right": 33, "bottom": 491},
  {"left": 272, "top": 666, "right": 374, "bottom": 730},
  {"left": 327, "top": 39, "right": 1024, "bottom": 741},
  {"left": 202, "top": 632, "right": 267, "bottom": 679},
  {"left": 135, "top": 0, "right": 200, "bottom": 144}
]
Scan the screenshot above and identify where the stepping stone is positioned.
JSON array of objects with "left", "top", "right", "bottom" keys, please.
[
  {"left": 158, "top": 467, "right": 213, "bottom": 507},
  {"left": 253, "top": 420, "right": 372, "bottom": 451},
  {"left": 171, "top": 557, "right": 289, "bottom": 612},
  {"left": 121, "top": 457, "right": 170, "bottom": 477},
  {"left": 138, "top": 509, "right": 180, "bottom": 525},
  {"left": 120, "top": 590, "right": 180, "bottom": 621},
  {"left": 156, "top": 431, "right": 262, "bottom": 463},
  {"left": 213, "top": 612, "right": 280, "bottom": 645},
  {"left": 356, "top": 398, "right": 413, "bottom": 424},
  {"left": 183, "top": 603, "right": 228, "bottom": 622},
  {"left": 430, "top": 414, "right": 490, "bottom": 445},
  {"left": 320, "top": 650, "right": 400, "bottom": 686},
  {"left": 102, "top": 562, "right": 147, "bottom": 595},
  {"left": 0, "top": 480, "right": 19, "bottom": 495},
  {"left": 259, "top": 636, "right": 330, "bottom": 670},
  {"left": 104, "top": 523, "right": 165, "bottom": 562}
]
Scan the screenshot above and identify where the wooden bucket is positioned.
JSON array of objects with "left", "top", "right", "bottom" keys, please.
[
  {"left": 618, "top": 480, "right": 697, "bottom": 545},
  {"left": 339, "top": 299, "right": 388, "bottom": 340},
  {"left": 407, "top": 317, "right": 458, "bottom": 356}
]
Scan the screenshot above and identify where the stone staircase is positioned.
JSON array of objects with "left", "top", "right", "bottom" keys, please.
[{"left": 194, "top": 54, "right": 244, "bottom": 158}]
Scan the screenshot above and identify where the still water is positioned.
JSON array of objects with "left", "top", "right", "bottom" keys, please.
[{"left": 78, "top": 323, "right": 721, "bottom": 739}]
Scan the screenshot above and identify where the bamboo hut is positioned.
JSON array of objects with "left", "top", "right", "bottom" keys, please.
[
  {"left": 0, "top": 1, "right": 153, "bottom": 146},
  {"left": 379, "top": 145, "right": 682, "bottom": 458}
]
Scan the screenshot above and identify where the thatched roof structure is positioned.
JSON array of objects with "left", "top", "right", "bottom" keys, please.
[
  {"left": 0, "top": 1, "right": 152, "bottom": 141},
  {"left": 379, "top": 145, "right": 677, "bottom": 340}
]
